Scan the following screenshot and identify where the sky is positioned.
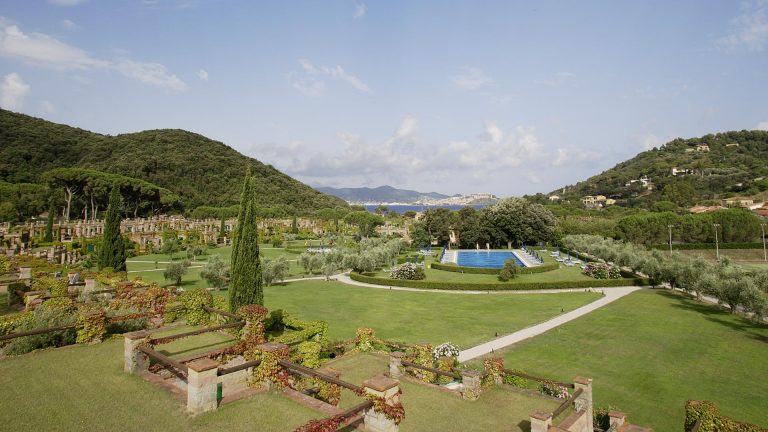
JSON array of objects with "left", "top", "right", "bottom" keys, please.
[{"left": 1, "top": 1, "right": 767, "bottom": 197}]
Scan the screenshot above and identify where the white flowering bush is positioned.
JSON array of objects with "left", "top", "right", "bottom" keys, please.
[
  {"left": 389, "top": 263, "right": 426, "bottom": 280},
  {"left": 582, "top": 262, "right": 621, "bottom": 279},
  {"left": 431, "top": 342, "right": 460, "bottom": 360}
]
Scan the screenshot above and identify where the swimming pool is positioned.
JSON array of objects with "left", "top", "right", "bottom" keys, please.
[{"left": 454, "top": 251, "right": 525, "bottom": 268}]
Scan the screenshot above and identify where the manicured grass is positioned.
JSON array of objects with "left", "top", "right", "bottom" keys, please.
[
  {"left": 485, "top": 289, "right": 768, "bottom": 431},
  {"left": 260, "top": 280, "right": 601, "bottom": 348},
  {"left": 327, "top": 353, "right": 566, "bottom": 431},
  {"left": 126, "top": 244, "right": 305, "bottom": 288},
  {"left": 0, "top": 333, "right": 321, "bottom": 431}
]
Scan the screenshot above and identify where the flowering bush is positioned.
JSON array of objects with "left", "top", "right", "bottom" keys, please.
[
  {"left": 431, "top": 342, "right": 459, "bottom": 361},
  {"left": 540, "top": 380, "right": 570, "bottom": 399},
  {"left": 389, "top": 263, "right": 426, "bottom": 280},
  {"left": 483, "top": 357, "right": 505, "bottom": 387},
  {"left": 582, "top": 262, "right": 621, "bottom": 279}
]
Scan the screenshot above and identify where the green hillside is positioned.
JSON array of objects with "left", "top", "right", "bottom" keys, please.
[
  {"left": 0, "top": 109, "right": 347, "bottom": 213},
  {"left": 552, "top": 131, "right": 768, "bottom": 205}
]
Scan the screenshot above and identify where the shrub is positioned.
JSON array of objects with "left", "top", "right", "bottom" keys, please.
[
  {"left": 179, "top": 288, "right": 213, "bottom": 325},
  {"left": 7, "top": 282, "right": 30, "bottom": 306},
  {"left": 498, "top": 259, "right": 520, "bottom": 282},
  {"left": 350, "top": 272, "right": 649, "bottom": 291},
  {"left": 684, "top": 400, "right": 767, "bottom": 432},
  {"left": 4, "top": 298, "right": 77, "bottom": 355},
  {"left": 582, "top": 262, "right": 621, "bottom": 279},
  {"left": 593, "top": 405, "right": 622, "bottom": 431},
  {"left": 503, "top": 370, "right": 528, "bottom": 388},
  {"left": 431, "top": 342, "right": 459, "bottom": 360},
  {"left": 539, "top": 380, "right": 570, "bottom": 399},
  {"left": 389, "top": 263, "right": 426, "bottom": 280},
  {"left": 431, "top": 262, "right": 559, "bottom": 275}
]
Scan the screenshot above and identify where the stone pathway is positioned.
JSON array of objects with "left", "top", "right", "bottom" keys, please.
[{"left": 456, "top": 286, "right": 642, "bottom": 362}]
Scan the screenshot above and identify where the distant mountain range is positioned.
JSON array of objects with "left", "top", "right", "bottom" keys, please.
[
  {"left": 316, "top": 185, "right": 449, "bottom": 204},
  {"left": 316, "top": 185, "right": 501, "bottom": 206}
]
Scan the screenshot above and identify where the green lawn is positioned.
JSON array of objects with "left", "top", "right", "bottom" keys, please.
[
  {"left": 485, "top": 289, "right": 768, "bottom": 431},
  {"left": 0, "top": 330, "right": 321, "bottom": 432},
  {"left": 258, "top": 280, "right": 601, "bottom": 349},
  {"left": 327, "top": 353, "right": 567, "bottom": 432},
  {"left": 678, "top": 248, "right": 768, "bottom": 269}
]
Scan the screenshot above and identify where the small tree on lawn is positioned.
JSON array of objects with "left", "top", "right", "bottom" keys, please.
[
  {"left": 161, "top": 237, "right": 181, "bottom": 260},
  {"left": 164, "top": 261, "right": 188, "bottom": 286},
  {"left": 200, "top": 254, "right": 229, "bottom": 290},
  {"left": 498, "top": 259, "right": 519, "bottom": 282},
  {"left": 97, "top": 186, "right": 126, "bottom": 271},
  {"left": 229, "top": 173, "right": 263, "bottom": 311}
]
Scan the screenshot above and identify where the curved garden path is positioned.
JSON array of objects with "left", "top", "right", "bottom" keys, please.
[{"left": 326, "top": 272, "right": 643, "bottom": 362}]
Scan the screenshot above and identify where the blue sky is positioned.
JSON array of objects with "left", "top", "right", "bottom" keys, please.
[{"left": 1, "top": 0, "right": 767, "bottom": 197}]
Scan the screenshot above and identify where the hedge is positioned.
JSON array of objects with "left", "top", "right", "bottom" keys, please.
[
  {"left": 684, "top": 400, "right": 767, "bottom": 432},
  {"left": 430, "top": 262, "right": 559, "bottom": 275},
  {"left": 649, "top": 242, "right": 765, "bottom": 250},
  {"left": 349, "top": 272, "right": 650, "bottom": 291}
]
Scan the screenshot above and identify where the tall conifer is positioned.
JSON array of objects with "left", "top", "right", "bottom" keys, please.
[
  {"left": 229, "top": 171, "right": 263, "bottom": 311},
  {"left": 98, "top": 186, "right": 126, "bottom": 271}
]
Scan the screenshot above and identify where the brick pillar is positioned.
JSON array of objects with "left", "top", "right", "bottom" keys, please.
[
  {"left": 530, "top": 411, "right": 553, "bottom": 432},
  {"left": 187, "top": 358, "right": 220, "bottom": 414},
  {"left": 608, "top": 411, "right": 626, "bottom": 431},
  {"left": 574, "top": 376, "right": 593, "bottom": 431},
  {"left": 84, "top": 278, "right": 96, "bottom": 291},
  {"left": 460, "top": 369, "right": 483, "bottom": 400},
  {"left": 19, "top": 267, "right": 32, "bottom": 279},
  {"left": 362, "top": 375, "right": 401, "bottom": 432},
  {"left": 123, "top": 330, "right": 149, "bottom": 374},
  {"left": 389, "top": 351, "right": 405, "bottom": 379}
]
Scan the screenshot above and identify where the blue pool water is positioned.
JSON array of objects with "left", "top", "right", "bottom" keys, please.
[{"left": 456, "top": 251, "right": 524, "bottom": 268}]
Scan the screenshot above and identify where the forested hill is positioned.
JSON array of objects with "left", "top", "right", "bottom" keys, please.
[
  {"left": 0, "top": 109, "right": 347, "bottom": 212},
  {"left": 550, "top": 131, "right": 768, "bottom": 205}
]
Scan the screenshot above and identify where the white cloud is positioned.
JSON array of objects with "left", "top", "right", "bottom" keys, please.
[
  {"left": 197, "top": 68, "right": 208, "bottom": 81},
  {"left": 0, "top": 72, "right": 30, "bottom": 110},
  {"left": 40, "top": 100, "right": 56, "bottom": 113},
  {"left": 61, "top": 19, "right": 79, "bottom": 30},
  {"left": 638, "top": 133, "right": 661, "bottom": 151},
  {"left": 534, "top": 72, "right": 577, "bottom": 86},
  {"left": 0, "top": 20, "right": 187, "bottom": 91},
  {"left": 395, "top": 115, "right": 417, "bottom": 139},
  {"left": 291, "top": 59, "right": 371, "bottom": 94},
  {"left": 452, "top": 67, "right": 492, "bottom": 90},
  {"left": 719, "top": 0, "right": 768, "bottom": 51},
  {"left": 353, "top": 2, "right": 367, "bottom": 18},
  {"left": 757, "top": 121, "right": 768, "bottom": 130},
  {"left": 49, "top": 0, "right": 88, "bottom": 6},
  {"left": 113, "top": 59, "right": 188, "bottom": 91}
]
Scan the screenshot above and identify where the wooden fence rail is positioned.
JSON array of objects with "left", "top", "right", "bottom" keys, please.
[
  {"left": 552, "top": 388, "right": 583, "bottom": 418},
  {"left": 138, "top": 345, "right": 188, "bottom": 377},
  {"left": 503, "top": 368, "right": 575, "bottom": 389},
  {"left": 0, "top": 324, "right": 76, "bottom": 342},
  {"left": 402, "top": 360, "right": 462, "bottom": 380},
  {"left": 202, "top": 306, "right": 240, "bottom": 321},
  {"left": 217, "top": 359, "right": 261, "bottom": 376},
  {"left": 150, "top": 321, "right": 244, "bottom": 345},
  {"left": 279, "top": 359, "right": 362, "bottom": 392}
]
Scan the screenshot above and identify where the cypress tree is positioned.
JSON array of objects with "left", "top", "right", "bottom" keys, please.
[
  {"left": 230, "top": 169, "right": 251, "bottom": 274},
  {"left": 229, "top": 177, "right": 263, "bottom": 310},
  {"left": 98, "top": 186, "right": 126, "bottom": 271},
  {"left": 291, "top": 215, "right": 299, "bottom": 234},
  {"left": 44, "top": 204, "right": 54, "bottom": 242}
]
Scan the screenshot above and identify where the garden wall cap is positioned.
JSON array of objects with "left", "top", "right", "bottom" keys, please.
[
  {"left": 363, "top": 375, "right": 399, "bottom": 392},
  {"left": 391, "top": 351, "right": 406, "bottom": 358},
  {"left": 460, "top": 369, "right": 483, "bottom": 378},
  {"left": 188, "top": 358, "right": 219, "bottom": 372},
  {"left": 530, "top": 410, "right": 553, "bottom": 421},
  {"left": 608, "top": 411, "right": 626, "bottom": 419},
  {"left": 124, "top": 330, "right": 150, "bottom": 340},
  {"left": 573, "top": 376, "right": 592, "bottom": 385}
]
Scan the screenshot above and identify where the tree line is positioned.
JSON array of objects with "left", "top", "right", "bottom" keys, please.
[{"left": 563, "top": 235, "right": 767, "bottom": 320}]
